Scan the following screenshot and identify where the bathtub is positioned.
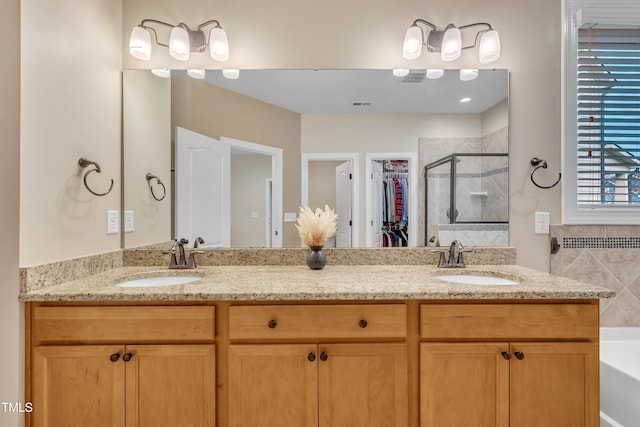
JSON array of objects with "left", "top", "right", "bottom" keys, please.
[{"left": 600, "top": 328, "right": 640, "bottom": 427}]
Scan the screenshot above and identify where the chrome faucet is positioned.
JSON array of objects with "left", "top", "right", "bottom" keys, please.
[
  {"left": 168, "top": 238, "right": 203, "bottom": 269},
  {"left": 431, "top": 240, "right": 472, "bottom": 268}
]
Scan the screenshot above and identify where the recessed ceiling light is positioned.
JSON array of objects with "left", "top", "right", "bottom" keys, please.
[{"left": 460, "top": 97, "right": 472, "bottom": 103}]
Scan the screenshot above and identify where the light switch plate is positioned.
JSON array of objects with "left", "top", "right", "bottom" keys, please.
[
  {"left": 124, "top": 210, "right": 134, "bottom": 233},
  {"left": 535, "top": 211, "right": 550, "bottom": 235},
  {"left": 106, "top": 210, "right": 120, "bottom": 234},
  {"left": 284, "top": 212, "right": 297, "bottom": 222}
]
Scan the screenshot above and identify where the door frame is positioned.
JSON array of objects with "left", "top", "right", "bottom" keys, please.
[
  {"left": 221, "top": 136, "right": 283, "bottom": 248},
  {"left": 365, "top": 152, "right": 418, "bottom": 247},
  {"left": 301, "top": 153, "right": 360, "bottom": 247}
]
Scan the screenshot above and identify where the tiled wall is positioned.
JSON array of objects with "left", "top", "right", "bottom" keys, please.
[
  {"left": 419, "top": 127, "right": 508, "bottom": 247},
  {"left": 550, "top": 225, "right": 640, "bottom": 326}
]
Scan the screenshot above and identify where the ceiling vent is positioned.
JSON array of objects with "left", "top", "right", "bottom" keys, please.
[
  {"left": 402, "top": 70, "right": 426, "bottom": 83},
  {"left": 352, "top": 101, "right": 373, "bottom": 106}
]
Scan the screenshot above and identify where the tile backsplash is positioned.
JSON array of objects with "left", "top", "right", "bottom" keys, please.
[{"left": 550, "top": 225, "right": 640, "bottom": 326}]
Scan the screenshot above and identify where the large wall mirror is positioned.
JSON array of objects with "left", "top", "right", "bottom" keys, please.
[{"left": 123, "top": 68, "right": 508, "bottom": 249}]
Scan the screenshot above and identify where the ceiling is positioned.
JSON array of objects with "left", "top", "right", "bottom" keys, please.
[{"left": 174, "top": 68, "right": 509, "bottom": 115}]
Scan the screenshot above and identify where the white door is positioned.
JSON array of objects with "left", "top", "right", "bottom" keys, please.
[
  {"left": 370, "top": 160, "right": 384, "bottom": 247},
  {"left": 335, "top": 161, "right": 352, "bottom": 247},
  {"left": 175, "top": 127, "right": 230, "bottom": 248}
]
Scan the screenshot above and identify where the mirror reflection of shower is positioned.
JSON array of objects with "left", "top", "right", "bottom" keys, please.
[{"left": 425, "top": 153, "right": 508, "bottom": 247}]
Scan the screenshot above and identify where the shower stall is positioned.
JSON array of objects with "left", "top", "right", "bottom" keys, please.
[{"left": 425, "top": 153, "right": 509, "bottom": 247}]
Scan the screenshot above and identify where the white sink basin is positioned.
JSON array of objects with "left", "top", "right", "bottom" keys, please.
[
  {"left": 115, "top": 275, "right": 202, "bottom": 288},
  {"left": 434, "top": 274, "right": 519, "bottom": 286}
]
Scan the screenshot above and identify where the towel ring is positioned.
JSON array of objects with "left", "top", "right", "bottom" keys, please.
[
  {"left": 146, "top": 173, "right": 166, "bottom": 201},
  {"left": 530, "top": 157, "right": 561, "bottom": 189},
  {"left": 78, "top": 157, "right": 114, "bottom": 197}
]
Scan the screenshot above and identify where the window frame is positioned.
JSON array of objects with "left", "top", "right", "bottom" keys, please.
[{"left": 562, "top": 0, "right": 640, "bottom": 224}]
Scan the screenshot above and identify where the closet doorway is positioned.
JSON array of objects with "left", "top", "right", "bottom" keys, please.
[
  {"left": 301, "top": 153, "right": 360, "bottom": 247},
  {"left": 365, "top": 152, "right": 418, "bottom": 247}
]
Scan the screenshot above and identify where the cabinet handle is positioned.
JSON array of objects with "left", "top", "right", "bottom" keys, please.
[
  {"left": 319, "top": 352, "right": 328, "bottom": 361},
  {"left": 307, "top": 352, "right": 316, "bottom": 362},
  {"left": 501, "top": 351, "right": 511, "bottom": 360},
  {"left": 109, "top": 353, "right": 121, "bottom": 362},
  {"left": 268, "top": 319, "right": 277, "bottom": 329},
  {"left": 122, "top": 353, "right": 133, "bottom": 362},
  {"left": 359, "top": 319, "right": 368, "bottom": 328},
  {"left": 514, "top": 351, "right": 525, "bottom": 360}
]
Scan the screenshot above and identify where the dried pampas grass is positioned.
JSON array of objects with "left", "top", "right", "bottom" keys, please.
[{"left": 295, "top": 205, "right": 337, "bottom": 248}]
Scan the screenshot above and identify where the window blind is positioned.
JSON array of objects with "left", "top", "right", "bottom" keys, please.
[{"left": 577, "top": 27, "right": 640, "bottom": 206}]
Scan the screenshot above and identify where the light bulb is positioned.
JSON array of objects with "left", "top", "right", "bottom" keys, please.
[
  {"left": 403, "top": 25, "right": 424, "bottom": 60},
  {"left": 392, "top": 68, "right": 410, "bottom": 77},
  {"left": 187, "top": 69, "right": 206, "bottom": 79},
  {"left": 426, "top": 69, "right": 444, "bottom": 79},
  {"left": 129, "top": 26, "right": 151, "bottom": 60},
  {"left": 169, "top": 26, "right": 190, "bottom": 61},
  {"left": 209, "top": 27, "right": 229, "bottom": 62},
  {"left": 479, "top": 29, "right": 501, "bottom": 64},
  {"left": 151, "top": 68, "right": 171, "bottom": 78},
  {"left": 441, "top": 27, "right": 462, "bottom": 61},
  {"left": 460, "top": 69, "right": 479, "bottom": 81},
  {"left": 222, "top": 69, "right": 240, "bottom": 79}
]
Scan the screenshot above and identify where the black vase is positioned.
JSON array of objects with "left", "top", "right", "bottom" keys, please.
[{"left": 306, "top": 246, "right": 327, "bottom": 270}]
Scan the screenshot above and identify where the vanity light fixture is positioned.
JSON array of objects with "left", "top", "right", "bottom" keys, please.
[
  {"left": 187, "top": 69, "right": 206, "bottom": 79},
  {"left": 402, "top": 19, "right": 500, "bottom": 63},
  {"left": 129, "top": 19, "right": 229, "bottom": 62},
  {"left": 392, "top": 68, "right": 410, "bottom": 77},
  {"left": 222, "top": 69, "right": 240, "bottom": 79},
  {"left": 459, "top": 68, "right": 479, "bottom": 81},
  {"left": 426, "top": 68, "right": 444, "bottom": 79},
  {"left": 151, "top": 68, "right": 171, "bottom": 78}
]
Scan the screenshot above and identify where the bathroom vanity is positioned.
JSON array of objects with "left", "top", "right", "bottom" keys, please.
[{"left": 21, "top": 262, "right": 612, "bottom": 427}]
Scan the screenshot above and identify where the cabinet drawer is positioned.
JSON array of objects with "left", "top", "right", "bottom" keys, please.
[
  {"left": 229, "top": 304, "right": 407, "bottom": 339},
  {"left": 32, "top": 306, "right": 215, "bottom": 343},
  {"left": 421, "top": 303, "right": 598, "bottom": 340}
]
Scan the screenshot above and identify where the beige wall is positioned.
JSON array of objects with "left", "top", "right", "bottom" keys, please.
[
  {"left": 20, "top": 0, "right": 123, "bottom": 266},
  {"left": 482, "top": 99, "right": 509, "bottom": 136},
  {"left": 171, "top": 77, "right": 301, "bottom": 247},
  {"left": 123, "top": 71, "right": 172, "bottom": 248},
  {"left": 231, "top": 155, "right": 272, "bottom": 247},
  {"left": 0, "top": 0, "right": 21, "bottom": 423}
]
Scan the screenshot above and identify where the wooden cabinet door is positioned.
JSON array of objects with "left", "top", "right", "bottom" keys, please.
[
  {"left": 420, "top": 343, "right": 509, "bottom": 427},
  {"left": 32, "top": 345, "right": 125, "bottom": 427},
  {"left": 124, "top": 344, "right": 215, "bottom": 427},
  {"left": 509, "top": 342, "right": 599, "bottom": 427},
  {"left": 228, "top": 344, "right": 318, "bottom": 427},
  {"left": 318, "top": 343, "right": 408, "bottom": 427}
]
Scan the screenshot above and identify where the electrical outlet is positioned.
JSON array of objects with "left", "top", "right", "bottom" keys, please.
[
  {"left": 535, "top": 212, "right": 550, "bottom": 235},
  {"left": 106, "top": 210, "right": 120, "bottom": 234},
  {"left": 124, "top": 210, "right": 134, "bottom": 233}
]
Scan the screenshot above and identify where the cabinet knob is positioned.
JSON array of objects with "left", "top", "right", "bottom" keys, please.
[
  {"left": 501, "top": 351, "right": 511, "bottom": 360},
  {"left": 514, "top": 351, "right": 525, "bottom": 360},
  {"left": 122, "top": 353, "right": 133, "bottom": 362},
  {"left": 359, "top": 319, "right": 368, "bottom": 328},
  {"left": 307, "top": 352, "right": 316, "bottom": 362},
  {"left": 268, "top": 319, "right": 277, "bottom": 329},
  {"left": 319, "top": 352, "right": 328, "bottom": 361},
  {"left": 109, "top": 353, "right": 121, "bottom": 362}
]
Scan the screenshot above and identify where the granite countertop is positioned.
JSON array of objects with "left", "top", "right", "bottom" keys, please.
[{"left": 19, "top": 264, "right": 615, "bottom": 302}]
